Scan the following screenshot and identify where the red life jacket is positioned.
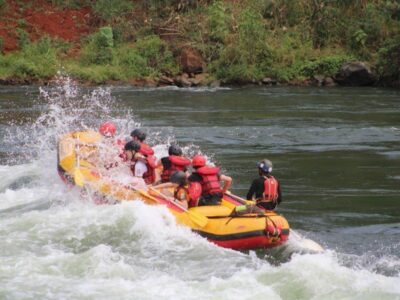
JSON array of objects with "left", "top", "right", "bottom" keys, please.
[
  {"left": 187, "top": 181, "right": 202, "bottom": 207},
  {"left": 196, "top": 166, "right": 222, "bottom": 196},
  {"left": 142, "top": 155, "right": 157, "bottom": 184},
  {"left": 174, "top": 186, "right": 190, "bottom": 202},
  {"left": 129, "top": 155, "right": 157, "bottom": 185},
  {"left": 160, "top": 155, "right": 191, "bottom": 182},
  {"left": 139, "top": 143, "right": 154, "bottom": 156},
  {"left": 115, "top": 139, "right": 125, "bottom": 154},
  {"left": 262, "top": 175, "right": 279, "bottom": 202}
]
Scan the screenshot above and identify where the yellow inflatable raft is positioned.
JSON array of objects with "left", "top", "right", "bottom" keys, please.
[{"left": 57, "top": 131, "right": 290, "bottom": 250}]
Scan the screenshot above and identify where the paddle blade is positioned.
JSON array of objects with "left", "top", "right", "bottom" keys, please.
[
  {"left": 290, "top": 230, "right": 324, "bottom": 253},
  {"left": 301, "top": 239, "right": 325, "bottom": 253},
  {"left": 221, "top": 199, "right": 236, "bottom": 209},
  {"left": 74, "top": 168, "right": 85, "bottom": 187},
  {"left": 187, "top": 210, "right": 208, "bottom": 227}
]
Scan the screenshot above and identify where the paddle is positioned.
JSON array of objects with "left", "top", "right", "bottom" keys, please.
[
  {"left": 149, "top": 187, "right": 208, "bottom": 228},
  {"left": 74, "top": 168, "right": 85, "bottom": 187},
  {"left": 290, "top": 229, "right": 325, "bottom": 253},
  {"left": 224, "top": 192, "right": 255, "bottom": 205},
  {"left": 74, "top": 133, "right": 85, "bottom": 187}
]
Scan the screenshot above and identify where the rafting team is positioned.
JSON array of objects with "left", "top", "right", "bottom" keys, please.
[{"left": 99, "top": 121, "right": 282, "bottom": 211}]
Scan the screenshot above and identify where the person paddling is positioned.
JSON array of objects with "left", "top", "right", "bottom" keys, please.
[
  {"left": 247, "top": 159, "right": 282, "bottom": 211},
  {"left": 120, "top": 141, "right": 148, "bottom": 189},
  {"left": 159, "top": 145, "right": 191, "bottom": 183},
  {"left": 129, "top": 129, "right": 157, "bottom": 184},
  {"left": 151, "top": 171, "right": 193, "bottom": 209},
  {"left": 188, "top": 155, "right": 232, "bottom": 206}
]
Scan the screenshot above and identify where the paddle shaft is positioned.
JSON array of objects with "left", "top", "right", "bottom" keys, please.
[
  {"left": 74, "top": 133, "right": 84, "bottom": 187},
  {"left": 225, "top": 192, "right": 254, "bottom": 205},
  {"left": 149, "top": 187, "right": 187, "bottom": 211},
  {"left": 149, "top": 187, "right": 208, "bottom": 227}
]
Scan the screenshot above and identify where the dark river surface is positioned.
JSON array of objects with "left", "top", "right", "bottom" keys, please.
[{"left": 0, "top": 81, "right": 399, "bottom": 299}]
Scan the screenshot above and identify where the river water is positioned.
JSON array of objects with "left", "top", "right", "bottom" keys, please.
[{"left": 0, "top": 78, "right": 399, "bottom": 299}]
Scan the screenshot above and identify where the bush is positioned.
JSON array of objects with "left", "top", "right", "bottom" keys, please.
[
  {"left": 81, "top": 27, "right": 114, "bottom": 65},
  {"left": 75, "top": 34, "right": 178, "bottom": 81},
  {"left": 92, "top": 0, "right": 134, "bottom": 22},
  {"left": 1, "top": 37, "right": 59, "bottom": 79},
  {"left": 377, "top": 34, "right": 400, "bottom": 81},
  {"left": 300, "top": 55, "right": 352, "bottom": 77},
  {"left": 16, "top": 28, "right": 30, "bottom": 49},
  {"left": 66, "top": 63, "right": 122, "bottom": 83},
  {"left": 114, "top": 46, "right": 149, "bottom": 78},
  {"left": 210, "top": 8, "right": 273, "bottom": 81},
  {"left": 207, "top": 2, "right": 231, "bottom": 44},
  {"left": 112, "top": 20, "right": 137, "bottom": 44},
  {"left": 135, "top": 35, "right": 178, "bottom": 75},
  {"left": 311, "top": 5, "right": 342, "bottom": 48}
]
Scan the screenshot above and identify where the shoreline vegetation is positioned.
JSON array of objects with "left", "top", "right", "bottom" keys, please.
[{"left": 0, "top": 0, "right": 399, "bottom": 88}]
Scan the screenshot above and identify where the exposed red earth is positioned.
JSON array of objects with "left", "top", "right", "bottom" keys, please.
[{"left": 0, "top": 0, "right": 91, "bottom": 52}]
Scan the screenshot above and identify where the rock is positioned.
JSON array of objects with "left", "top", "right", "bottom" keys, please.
[
  {"left": 194, "top": 73, "right": 209, "bottom": 85},
  {"left": 262, "top": 77, "right": 277, "bottom": 85},
  {"left": 313, "top": 75, "right": 325, "bottom": 86},
  {"left": 158, "top": 75, "right": 174, "bottom": 85},
  {"left": 335, "top": 62, "right": 376, "bottom": 86},
  {"left": 174, "top": 75, "right": 192, "bottom": 87},
  {"left": 324, "top": 77, "right": 336, "bottom": 87},
  {"left": 129, "top": 77, "right": 157, "bottom": 87},
  {"left": 210, "top": 80, "right": 221, "bottom": 88},
  {"left": 188, "top": 77, "right": 201, "bottom": 86},
  {"left": 179, "top": 47, "right": 204, "bottom": 74}
]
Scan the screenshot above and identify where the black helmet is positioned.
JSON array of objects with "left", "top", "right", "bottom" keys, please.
[
  {"left": 130, "top": 129, "right": 146, "bottom": 141},
  {"left": 257, "top": 159, "right": 273, "bottom": 174},
  {"left": 168, "top": 145, "right": 182, "bottom": 156},
  {"left": 124, "top": 140, "right": 141, "bottom": 152},
  {"left": 170, "top": 171, "right": 187, "bottom": 185}
]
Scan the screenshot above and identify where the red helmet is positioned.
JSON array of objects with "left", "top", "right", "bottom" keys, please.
[
  {"left": 192, "top": 155, "right": 206, "bottom": 168},
  {"left": 99, "top": 122, "right": 117, "bottom": 137}
]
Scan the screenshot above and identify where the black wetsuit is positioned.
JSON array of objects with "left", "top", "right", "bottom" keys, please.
[{"left": 247, "top": 176, "right": 282, "bottom": 210}]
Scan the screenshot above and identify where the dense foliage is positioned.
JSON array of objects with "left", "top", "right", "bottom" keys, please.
[{"left": 0, "top": 0, "right": 399, "bottom": 85}]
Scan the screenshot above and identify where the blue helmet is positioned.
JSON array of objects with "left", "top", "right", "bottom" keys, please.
[{"left": 257, "top": 159, "right": 273, "bottom": 174}]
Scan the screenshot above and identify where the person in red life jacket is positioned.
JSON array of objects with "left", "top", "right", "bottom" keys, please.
[
  {"left": 130, "top": 128, "right": 154, "bottom": 156},
  {"left": 159, "top": 145, "right": 191, "bottom": 183},
  {"left": 188, "top": 155, "right": 232, "bottom": 206},
  {"left": 151, "top": 171, "right": 189, "bottom": 209},
  {"left": 123, "top": 140, "right": 157, "bottom": 185},
  {"left": 246, "top": 159, "right": 282, "bottom": 211},
  {"left": 152, "top": 171, "right": 202, "bottom": 208}
]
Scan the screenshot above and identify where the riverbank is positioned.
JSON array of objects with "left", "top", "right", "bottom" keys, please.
[
  {"left": 1, "top": 1, "right": 399, "bottom": 88},
  {"left": 0, "top": 64, "right": 392, "bottom": 89}
]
